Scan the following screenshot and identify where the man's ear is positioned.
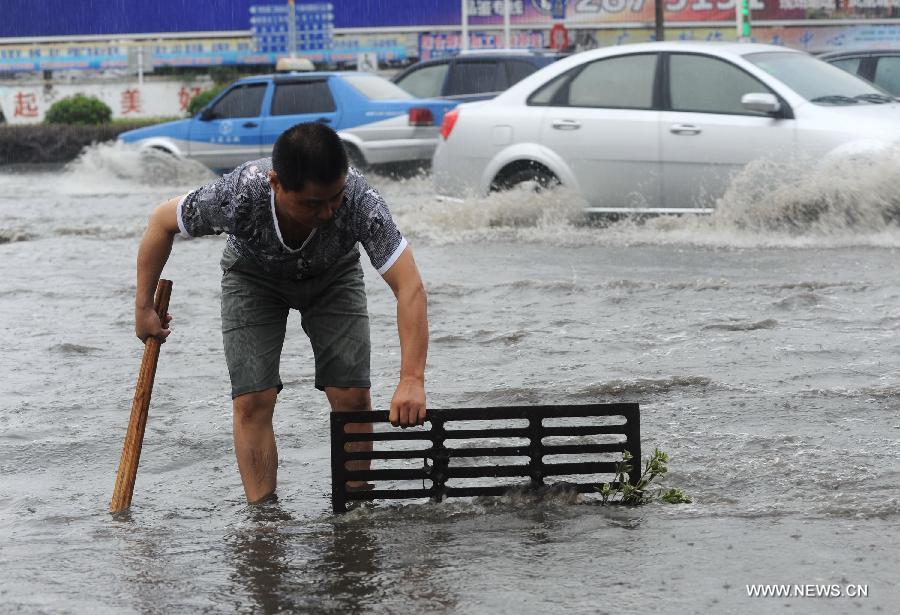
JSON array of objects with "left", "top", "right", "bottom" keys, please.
[{"left": 268, "top": 170, "right": 281, "bottom": 192}]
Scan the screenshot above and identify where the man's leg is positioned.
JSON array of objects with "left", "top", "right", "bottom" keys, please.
[
  {"left": 221, "top": 247, "right": 290, "bottom": 503},
  {"left": 233, "top": 387, "right": 279, "bottom": 502},
  {"left": 325, "top": 387, "right": 372, "bottom": 488}
]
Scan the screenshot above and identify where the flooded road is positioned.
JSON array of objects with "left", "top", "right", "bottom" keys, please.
[{"left": 1, "top": 144, "right": 898, "bottom": 613}]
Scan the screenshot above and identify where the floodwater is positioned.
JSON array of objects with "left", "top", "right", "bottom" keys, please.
[{"left": 1, "top": 143, "right": 899, "bottom": 614}]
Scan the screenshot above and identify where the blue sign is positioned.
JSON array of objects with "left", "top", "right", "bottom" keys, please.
[
  {"left": 0, "top": 1, "right": 458, "bottom": 38},
  {"left": 550, "top": 0, "right": 567, "bottom": 20},
  {"left": 250, "top": 3, "right": 334, "bottom": 54}
]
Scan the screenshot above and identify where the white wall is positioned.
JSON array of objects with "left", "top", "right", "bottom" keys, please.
[{"left": 0, "top": 80, "right": 215, "bottom": 124}]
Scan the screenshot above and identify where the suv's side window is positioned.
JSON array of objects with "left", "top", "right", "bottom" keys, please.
[
  {"left": 395, "top": 63, "right": 449, "bottom": 98},
  {"left": 207, "top": 84, "right": 267, "bottom": 119},
  {"left": 271, "top": 80, "right": 336, "bottom": 115},
  {"left": 830, "top": 57, "right": 862, "bottom": 77},
  {"left": 530, "top": 54, "right": 656, "bottom": 109},
  {"left": 874, "top": 56, "right": 900, "bottom": 95},
  {"left": 447, "top": 61, "right": 508, "bottom": 96},
  {"left": 506, "top": 60, "right": 540, "bottom": 85},
  {"left": 669, "top": 54, "right": 773, "bottom": 116}
]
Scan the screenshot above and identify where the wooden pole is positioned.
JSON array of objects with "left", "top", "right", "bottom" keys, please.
[{"left": 110, "top": 279, "right": 173, "bottom": 513}]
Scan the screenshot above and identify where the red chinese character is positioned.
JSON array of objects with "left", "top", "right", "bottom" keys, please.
[
  {"left": 14, "top": 92, "right": 39, "bottom": 117},
  {"left": 121, "top": 89, "right": 141, "bottom": 114},
  {"left": 177, "top": 86, "right": 202, "bottom": 112}
]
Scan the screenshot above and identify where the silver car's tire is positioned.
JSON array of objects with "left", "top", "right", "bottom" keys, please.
[{"left": 490, "top": 164, "right": 559, "bottom": 192}]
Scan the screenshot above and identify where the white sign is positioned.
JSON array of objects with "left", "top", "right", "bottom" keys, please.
[
  {"left": 357, "top": 51, "right": 378, "bottom": 72},
  {"left": 0, "top": 80, "right": 212, "bottom": 124}
]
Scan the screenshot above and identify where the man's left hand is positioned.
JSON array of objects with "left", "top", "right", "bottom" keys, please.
[{"left": 389, "top": 377, "right": 426, "bottom": 427}]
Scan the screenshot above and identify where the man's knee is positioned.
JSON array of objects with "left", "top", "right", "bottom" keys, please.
[
  {"left": 325, "top": 387, "right": 371, "bottom": 412},
  {"left": 233, "top": 388, "right": 278, "bottom": 425}
]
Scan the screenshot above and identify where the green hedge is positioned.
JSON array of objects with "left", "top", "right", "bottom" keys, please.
[
  {"left": 0, "top": 123, "right": 149, "bottom": 165},
  {"left": 45, "top": 94, "right": 113, "bottom": 125}
]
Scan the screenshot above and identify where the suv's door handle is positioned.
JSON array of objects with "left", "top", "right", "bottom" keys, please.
[
  {"left": 670, "top": 124, "right": 701, "bottom": 135},
  {"left": 551, "top": 119, "right": 581, "bottom": 130},
  {"left": 316, "top": 117, "right": 332, "bottom": 124},
  {"left": 242, "top": 121, "right": 259, "bottom": 128}
]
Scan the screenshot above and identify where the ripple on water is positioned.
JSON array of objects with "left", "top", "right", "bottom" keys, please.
[
  {"left": 574, "top": 375, "right": 715, "bottom": 398},
  {"left": 701, "top": 318, "right": 778, "bottom": 332},
  {"left": 49, "top": 343, "right": 103, "bottom": 355},
  {"left": 0, "top": 229, "right": 32, "bottom": 244}
]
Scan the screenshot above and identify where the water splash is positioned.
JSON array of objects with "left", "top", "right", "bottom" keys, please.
[
  {"left": 378, "top": 149, "right": 900, "bottom": 248},
  {"left": 712, "top": 148, "right": 900, "bottom": 233},
  {"left": 388, "top": 178, "right": 588, "bottom": 245},
  {"left": 59, "top": 141, "right": 215, "bottom": 195}
]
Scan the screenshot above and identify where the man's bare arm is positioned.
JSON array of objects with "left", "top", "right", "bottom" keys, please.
[
  {"left": 135, "top": 196, "right": 183, "bottom": 342},
  {"left": 381, "top": 247, "right": 428, "bottom": 427}
]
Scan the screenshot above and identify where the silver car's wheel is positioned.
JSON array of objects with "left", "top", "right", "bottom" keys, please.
[{"left": 491, "top": 164, "right": 559, "bottom": 192}]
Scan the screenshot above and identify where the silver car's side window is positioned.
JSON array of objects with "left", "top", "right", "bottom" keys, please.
[
  {"left": 568, "top": 55, "right": 656, "bottom": 109},
  {"left": 529, "top": 54, "right": 656, "bottom": 110},
  {"left": 873, "top": 56, "right": 900, "bottom": 96},
  {"left": 669, "top": 54, "right": 772, "bottom": 116},
  {"left": 529, "top": 72, "right": 570, "bottom": 105},
  {"left": 207, "top": 84, "right": 267, "bottom": 119},
  {"left": 395, "top": 63, "right": 450, "bottom": 98}
]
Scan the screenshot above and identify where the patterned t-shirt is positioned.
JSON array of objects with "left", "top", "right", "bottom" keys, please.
[{"left": 176, "top": 158, "right": 407, "bottom": 279}]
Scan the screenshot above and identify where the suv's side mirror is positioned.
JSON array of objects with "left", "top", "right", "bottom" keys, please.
[
  {"left": 741, "top": 92, "right": 781, "bottom": 115},
  {"left": 199, "top": 107, "right": 216, "bottom": 121}
]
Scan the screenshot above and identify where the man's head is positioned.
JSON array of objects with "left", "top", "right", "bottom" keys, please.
[
  {"left": 271, "top": 122, "right": 348, "bottom": 192},
  {"left": 269, "top": 122, "right": 349, "bottom": 229}
]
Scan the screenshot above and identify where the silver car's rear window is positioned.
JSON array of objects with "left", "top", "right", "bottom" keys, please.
[{"left": 344, "top": 74, "right": 414, "bottom": 100}]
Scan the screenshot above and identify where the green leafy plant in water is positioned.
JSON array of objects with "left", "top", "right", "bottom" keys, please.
[{"left": 598, "top": 448, "right": 692, "bottom": 505}]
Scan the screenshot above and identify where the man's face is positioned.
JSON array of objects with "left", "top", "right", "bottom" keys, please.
[{"left": 270, "top": 171, "right": 347, "bottom": 229}]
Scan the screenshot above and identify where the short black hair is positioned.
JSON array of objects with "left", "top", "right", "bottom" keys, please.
[{"left": 272, "top": 122, "right": 348, "bottom": 192}]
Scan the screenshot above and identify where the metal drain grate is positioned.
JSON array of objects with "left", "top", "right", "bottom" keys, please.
[{"left": 330, "top": 403, "right": 640, "bottom": 513}]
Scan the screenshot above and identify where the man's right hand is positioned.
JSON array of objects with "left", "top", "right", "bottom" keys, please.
[
  {"left": 135, "top": 306, "right": 172, "bottom": 343},
  {"left": 134, "top": 197, "right": 182, "bottom": 344}
]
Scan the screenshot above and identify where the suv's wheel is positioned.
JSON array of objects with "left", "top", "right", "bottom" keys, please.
[{"left": 491, "top": 165, "right": 559, "bottom": 192}]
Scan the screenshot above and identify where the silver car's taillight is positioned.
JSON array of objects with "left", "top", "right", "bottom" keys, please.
[{"left": 439, "top": 108, "right": 459, "bottom": 139}]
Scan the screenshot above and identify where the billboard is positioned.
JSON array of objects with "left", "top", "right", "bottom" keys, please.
[
  {"left": 463, "top": 0, "right": 900, "bottom": 25},
  {"left": 2, "top": 0, "right": 900, "bottom": 39},
  {"left": 1, "top": 1, "right": 454, "bottom": 38}
]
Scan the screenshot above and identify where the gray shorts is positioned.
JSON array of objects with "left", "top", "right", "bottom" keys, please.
[{"left": 220, "top": 245, "right": 371, "bottom": 398}]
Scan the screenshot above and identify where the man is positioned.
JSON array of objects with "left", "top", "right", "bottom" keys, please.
[{"left": 134, "top": 122, "right": 428, "bottom": 503}]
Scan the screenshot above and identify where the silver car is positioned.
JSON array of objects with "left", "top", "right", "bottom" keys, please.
[{"left": 432, "top": 42, "right": 900, "bottom": 214}]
